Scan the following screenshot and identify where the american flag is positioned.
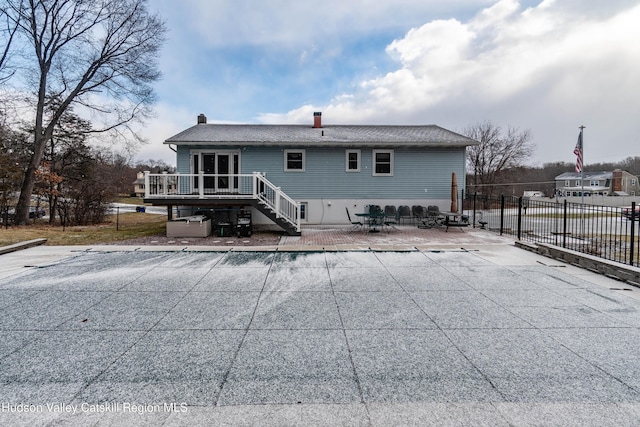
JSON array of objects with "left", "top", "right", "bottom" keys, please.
[{"left": 574, "top": 130, "right": 583, "bottom": 173}]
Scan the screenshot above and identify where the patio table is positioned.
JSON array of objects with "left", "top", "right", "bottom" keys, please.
[
  {"left": 355, "top": 212, "right": 385, "bottom": 233},
  {"left": 440, "top": 211, "right": 470, "bottom": 232}
]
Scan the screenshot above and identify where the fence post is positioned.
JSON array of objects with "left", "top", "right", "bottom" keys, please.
[
  {"left": 554, "top": 200, "right": 560, "bottom": 247},
  {"left": 517, "top": 196, "right": 522, "bottom": 240},
  {"left": 563, "top": 199, "right": 568, "bottom": 249},
  {"left": 472, "top": 193, "right": 477, "bottom": 228},
  {"left": 500, "top": 195, "right": 505, "bottom": 236},
  {"left": 630, "top": 201, "right": 636, "bottom": 266}
]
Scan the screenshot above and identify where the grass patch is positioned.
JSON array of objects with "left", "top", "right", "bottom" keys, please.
[
  {"left": 113, "top": 196, "right": 147, "bottom": 205},
  {"left": 0, "top": 212, "right": 166, "bottom": 246}
]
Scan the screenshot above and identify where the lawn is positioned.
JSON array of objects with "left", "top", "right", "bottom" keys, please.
[{"left": 0, "top": 212, "right": 166, "bottom": 246}]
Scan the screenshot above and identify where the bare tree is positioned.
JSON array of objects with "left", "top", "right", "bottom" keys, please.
[
  {"left": 0, "top": 120, "right": 28, "bottom": 216},
  {"left": 1, "top": 0, "right": 167, "bottom": 224},
  {"left": 463, "top": 121, "right": 535, "bottom": 197},
  {"left": 0, "top": 2, "right": 20, "bottom": 84},
  {"left": 41, "top": 98, "right": 93, "bottom": 222}
]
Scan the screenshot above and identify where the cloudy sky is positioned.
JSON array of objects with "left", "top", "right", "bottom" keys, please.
[{"left": 137, "top": 0, "right": 640, "bottom": 168}]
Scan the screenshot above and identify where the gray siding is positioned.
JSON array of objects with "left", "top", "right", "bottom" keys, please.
[
  {"left": 176, "top": 145, "right": 466, "bottom": 200},
  {"left": 177, "top": 145, "right": 191, "bottom": 173}
]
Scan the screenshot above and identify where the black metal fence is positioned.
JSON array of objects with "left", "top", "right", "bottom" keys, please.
[{"left": 466, "top": 194, "right": 640, "bottom": 267}]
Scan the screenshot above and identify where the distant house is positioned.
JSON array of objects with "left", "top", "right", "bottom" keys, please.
[
  {"left": 132, "top": 172, "right": 145, "bottom": 197},
  {"left": 143, "top": 113, "right": 478, "bottom": 234},
  {"left": 555, "top": 170, "right": 640, "bottom": 196},
  {"left": 133, "top": 170, "right": 176, "bottom": 198}
]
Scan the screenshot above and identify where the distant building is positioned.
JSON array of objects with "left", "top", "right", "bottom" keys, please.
[
  {"left": 133, "top": 171, "right": 176, "bottom": 198},
  {"left": 132, "top": 171, "right": 145, "bottom": 197},
  {"left": 555, "top": 170, "right": 640, "bottom": 196}
]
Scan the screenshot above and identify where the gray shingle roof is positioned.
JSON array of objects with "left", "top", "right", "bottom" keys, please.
[
  {"left": 555, "top": 171, "right": 612, "bottom": 180},
  {"left": 164, "top": 124, "right": 478, "bottom": 147}
]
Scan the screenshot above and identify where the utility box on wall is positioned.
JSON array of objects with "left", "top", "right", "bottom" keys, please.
[{"left": 166, "top": 215, "right": 211, "bottom": 238}]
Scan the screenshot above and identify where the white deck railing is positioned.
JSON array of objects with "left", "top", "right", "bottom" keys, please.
[{"left": 144, "top": 171, "right": 300, "bottom": 232}]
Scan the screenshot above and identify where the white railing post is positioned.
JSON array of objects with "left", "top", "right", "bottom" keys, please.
[
  {"left": 144, "top": 171, "right": 150, "bottom": 197},
  {"left": 162, "top": 171, "right": 168, "bottom": 196},
  {"left": 252, "top": 172, "right": 259, "bottom": 199},
  {"left": 296, "top": 202, "right": 301, "bottom": 232},
  {"left": 275, "top": 187, "right": 281, "bottom": 217},
  {"left": 199, "top": 170, "right": 204, "bottom": 198}
]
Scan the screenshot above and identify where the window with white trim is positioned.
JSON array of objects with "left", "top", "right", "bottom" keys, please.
[
  {"left": 345, "top": 150, "right": 360, "bottom": 172},
  {"left": 284, "top": 149, "right": 305, "bottom": 171},
  {"left": 565, "top": 180, "right": 570, "bottom": 186},
  {"left": 373, "top": 150, "right": 393, "bottom": 176}
]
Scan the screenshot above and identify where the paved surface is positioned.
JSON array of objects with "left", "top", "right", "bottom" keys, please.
[
  {"left": 108, "top": 222, "right": 516, "bottom": 249},
  {"left": 1, "top": 236, "right": 640, "bottom": 425}
]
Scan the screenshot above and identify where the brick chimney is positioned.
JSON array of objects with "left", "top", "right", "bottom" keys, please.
[
  {"left": 313, "top": 112, "right": 322, "bottom": 128},
  {"left": 197, "top": 113, "right": 207, "bottom": 124}
]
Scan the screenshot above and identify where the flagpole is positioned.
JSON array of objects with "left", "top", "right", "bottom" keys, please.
[
  {"left": 579, "top": 126, "right": 585, "bottom": 235},
  {"left": 579, "top": 125, "right": 585, "bottom": 206}
]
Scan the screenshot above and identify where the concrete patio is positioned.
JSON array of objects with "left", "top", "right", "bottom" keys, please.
[
  {"left": 1, "top": 229, "right": 640, "bottom": 425},
  {"left": 105, "top": 223, "right": 518, "bottom": 250}
]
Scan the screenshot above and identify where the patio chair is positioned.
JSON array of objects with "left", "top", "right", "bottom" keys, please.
[
  {"left": 367, "top": 205, "right": 384, "bottom": 230},
  {"left": 419, "top": 205, "right": 443, "bottom": 228},
  {"left": 398, "top": 205, "right": 412, "bottom": 225},
  {"left": 384, "top": 205, "right": 397, "bottom": 222},
  {"left": 383, "top": 206, "right": 399, "bottom": 229},
  {"left": 412, "top": 205, "right": 426, "bottom": 222},
  {"left": 345, "top": 207, "right": 363, "bottom": 231},
  {"left": 369, "top": 205, "right": 383, "bottom": 215}
]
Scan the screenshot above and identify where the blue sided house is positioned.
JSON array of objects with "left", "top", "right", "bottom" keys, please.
[{"left": 143, "top": 112, "right": 478, "bottom": 235}]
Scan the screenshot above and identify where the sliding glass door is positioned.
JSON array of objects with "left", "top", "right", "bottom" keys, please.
[{"left": 192, "top": 151, "right": 240, "bottom": 194}]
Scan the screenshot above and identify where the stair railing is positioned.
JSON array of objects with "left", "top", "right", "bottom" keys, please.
[
  {"left": 144, "top": 171, "right": 300, "bottom": 233},
  {"left": 253, "top": 172, "right": 301, "bottom": 232}
]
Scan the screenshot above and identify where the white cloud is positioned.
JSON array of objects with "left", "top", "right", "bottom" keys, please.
[
  {"left": 387, "top": 19, "right": 475, "bottom": 75},
  {"left": 471, "top": 0, "right": 520, "bottom": 33},
  {"left": 259, "top": 0, "right": 640, "bottom": 164}
]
